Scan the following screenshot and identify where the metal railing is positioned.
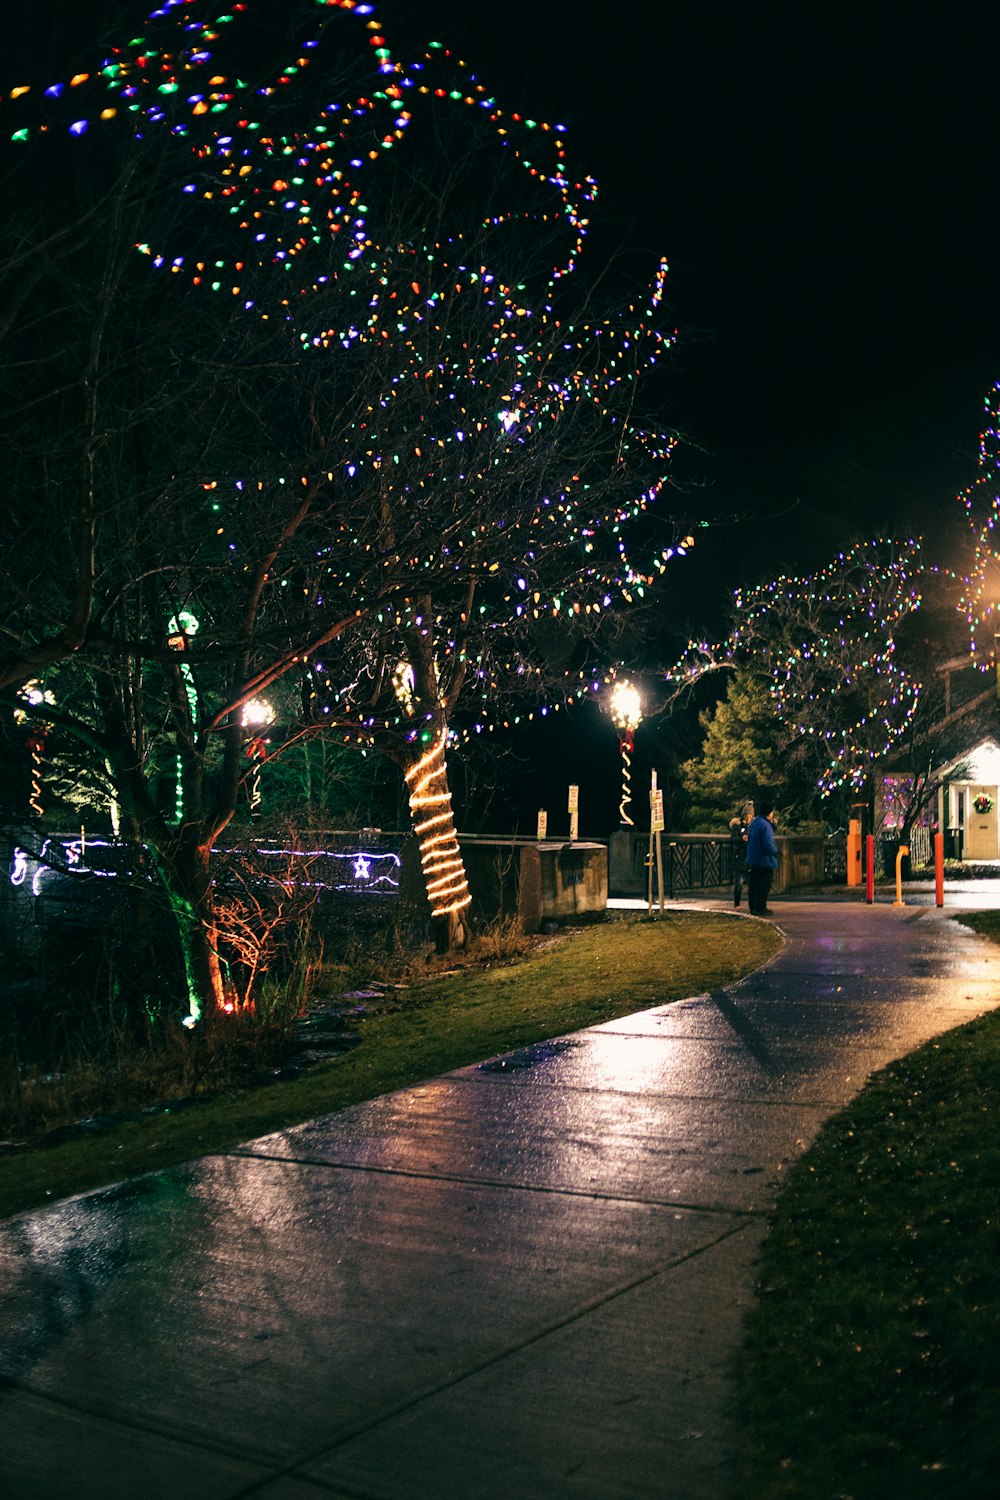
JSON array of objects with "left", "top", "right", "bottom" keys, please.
[
  {"left": 824, "top": 838, "right": 847, "bottom": 882},
  {"left": 662, "top": 836, "right": 736, "bottom": 895}
]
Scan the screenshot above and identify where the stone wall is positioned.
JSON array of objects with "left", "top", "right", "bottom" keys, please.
[{"left": 400, "top": 836, "right": 608, "bottom": 932}]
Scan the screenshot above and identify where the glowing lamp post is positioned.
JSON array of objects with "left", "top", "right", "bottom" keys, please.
[
  {"left": 609, "top": 680, "right": 642, "bottom": 827},
  {"left": 242, "top": 697, "right": 275, "bottom": 815}
]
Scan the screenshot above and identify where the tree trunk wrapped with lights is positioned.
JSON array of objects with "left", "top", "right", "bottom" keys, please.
[
  {"left": 404, "top": 732, "right": 472, "bottom": 951},
  {"left": 147, "top": 836, "right": 227, "bottom": 1025}
]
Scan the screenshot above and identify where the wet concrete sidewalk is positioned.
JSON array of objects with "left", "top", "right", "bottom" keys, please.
[{"left": 3, "top": 900, "right": 1000, "bottom": 1500}]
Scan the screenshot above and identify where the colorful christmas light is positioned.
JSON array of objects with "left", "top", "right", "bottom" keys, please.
[{"left": 4, "top": 0, "right": 690, "bottom": 943}]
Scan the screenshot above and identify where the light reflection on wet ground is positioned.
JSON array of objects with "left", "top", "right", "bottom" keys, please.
[{"left": 3, "top": 899, "right": 1000, "bottom": 1499}]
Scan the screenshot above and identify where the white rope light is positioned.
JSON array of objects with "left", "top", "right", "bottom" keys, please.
[{"left": 404, "top": 733, "right": 472, "bottom": 918}]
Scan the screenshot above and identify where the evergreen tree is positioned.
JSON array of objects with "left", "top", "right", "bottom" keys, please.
[{"left": 678, "top": 671, "right": 782, "bottom": 829}]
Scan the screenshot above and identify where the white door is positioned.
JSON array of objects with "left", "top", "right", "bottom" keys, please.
[{"left": 964, "top": 785, "right": 999, "bottom": 860}]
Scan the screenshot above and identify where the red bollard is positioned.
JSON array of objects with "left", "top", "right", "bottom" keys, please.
[
  {"left": 865, "top": 833, "right": 875, "bottom": 904},
  {"left": 935, "top": 830, "right": 944, "bottom": 907}
]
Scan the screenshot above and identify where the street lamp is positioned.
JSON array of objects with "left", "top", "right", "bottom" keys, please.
[
  {"left": 242, "top": 697, "right": 275, "bottom": 815},
  {"left": 609, "top": 679, "right": 642, "bottom": 827}
]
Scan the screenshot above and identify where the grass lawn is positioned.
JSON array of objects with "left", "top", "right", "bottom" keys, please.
[
  {"left": 738, "top": 909, "right": 1000, "bottom": 1500},
  {"left": 0, "top": 910, "right": 780, "bottom": 1222}
]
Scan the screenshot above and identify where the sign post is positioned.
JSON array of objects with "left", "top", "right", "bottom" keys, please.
[
  {"left": 648, "top": 771, "right": 665, "bottom": 912},
  {"left": 568, "top": 784, "right": 579, "bottom": 842}
]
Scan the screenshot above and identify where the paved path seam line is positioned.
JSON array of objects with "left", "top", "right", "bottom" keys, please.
[
  {"left": 0, "top": 1374, "right": 286, "bottom": 1477},
  {"left": 226, "top": 1218, "right": 760, "bottom": 1495},
  {"left": 228, "top": 1147, "right": 765, "bottom": 1218}
]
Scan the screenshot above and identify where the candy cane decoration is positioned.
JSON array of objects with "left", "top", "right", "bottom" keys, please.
[{"left": 609, "top": 679, "right": 642, "bottom": 829}]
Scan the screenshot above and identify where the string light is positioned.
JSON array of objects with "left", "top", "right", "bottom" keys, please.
[
  {"left": 26, "top": 732, "right": 46, "bottom": 817},
  {"left": 9, "top": 837, "right": 402, "bottom": 895},
  {"left": 3, "top": 3, "right": 684, "bottom": 665},
  {"left": 668, "top": 538, "right": 925, "bottom": 797},
  {"left": 957, "top": 381, "right": 1000, "bottom": 666}
]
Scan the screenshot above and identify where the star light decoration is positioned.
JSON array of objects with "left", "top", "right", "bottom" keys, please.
[
  {"left": 956, "top": 382, "right": 1000, "bottom": 666},
  {"left": 668, "top": 538, "right": 926, "bottom": 796},
  {"left": 7, "top": 836, "right": 401, "bottom": 897},
  {"left": 5, "top": 1, "right": 691, "bottom": 918}
]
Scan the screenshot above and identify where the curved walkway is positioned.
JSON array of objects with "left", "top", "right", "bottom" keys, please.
[{"left": 3, "top": 900, "right": 1000, "bottom": 1500}]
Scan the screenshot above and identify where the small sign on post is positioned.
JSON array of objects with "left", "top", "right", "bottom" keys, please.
[
  {"left": 537, "top": 809, "right": 548, "bottom": 841},
  {"left": 648, "top": 771, "right": 665, "bottom": 912},
  {"left": 568, "top": 784, "right": 579, "bottom": 842}
]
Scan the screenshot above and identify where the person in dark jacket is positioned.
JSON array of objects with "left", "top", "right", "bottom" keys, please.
[
  {"left": 729, "top": 812, "right": 750, "bottom": 908},
  {"left": 746, "top": 797, "right": 779, "bottom": 916}
]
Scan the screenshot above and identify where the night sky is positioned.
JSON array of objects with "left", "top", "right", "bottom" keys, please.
[{"left": 408, "top": 0, "right": 1000, "bottom": 629}]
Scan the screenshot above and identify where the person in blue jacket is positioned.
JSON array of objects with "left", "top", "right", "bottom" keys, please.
[{"left": 746, "top": 796, "right": 779, "bottom": 916}]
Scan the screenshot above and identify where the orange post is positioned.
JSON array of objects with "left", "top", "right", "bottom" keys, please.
[
  {"left": 934, "top": 830, "right": 944, "bottom": 907},
  {"left": 846, "top": 818, "right": 863, "bottom": 886},
  {"left": 865, "top": 834, "right": 875, "bottom": 904}
]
